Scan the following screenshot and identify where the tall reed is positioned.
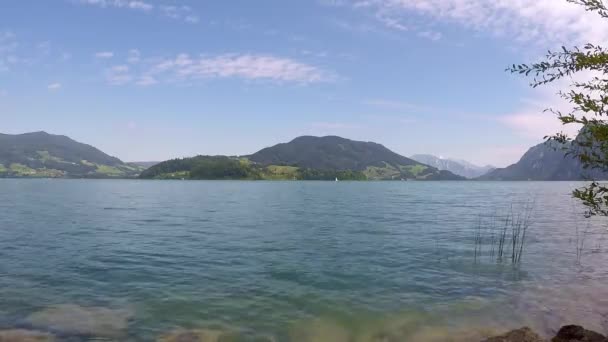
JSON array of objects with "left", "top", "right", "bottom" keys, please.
[{"left": 473, "top": 201, "right": 534, "bottom": 266}]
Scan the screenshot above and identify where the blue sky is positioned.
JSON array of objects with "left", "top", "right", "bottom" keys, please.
[{"left": 1, "top": 0, "right": 607, "bottom": 166}]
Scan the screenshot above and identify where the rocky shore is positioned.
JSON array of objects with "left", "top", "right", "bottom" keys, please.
[
  {"left": 483, "top": 325, "right": 607, "bottom": 342},
  {"left": 0, "top": 320, "right": 606, "bottom": 342}
]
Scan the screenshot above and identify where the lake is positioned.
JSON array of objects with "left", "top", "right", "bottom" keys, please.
[{"left": 0, "top": 180, "right": 607, "bottom": 341}]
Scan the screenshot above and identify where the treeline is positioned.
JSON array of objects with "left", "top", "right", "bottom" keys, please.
[
  {"left": 139, "top": 156, "right": 254, "bottom": 179},
  {"left": 298, "top": 168, "right": 366, "bottom": 180},
  {"left": 139, "top": 155, "right": 367, "bottom": 180}
]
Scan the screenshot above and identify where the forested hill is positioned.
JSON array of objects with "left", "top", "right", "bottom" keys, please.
[
  {"left": 479, "top": 140, "right": 608, "bottom": 181},
  {"left": 249, "top": 136, "right": 421, "bottom": 171},
  {"left": 0, "top": 131, "right": 142, "bottom": 178},
  {"left": 141, "top": 136, "right": 464, "bottom": 180}
]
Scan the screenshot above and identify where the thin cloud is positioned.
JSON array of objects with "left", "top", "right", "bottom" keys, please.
[
  {"left": 0, "top": 31, "right": 18, "bottom": 72},
  {"left": 0, "top": 31, "right": 16, "bottom": 54},
  {"left": 498, "top": 71, "right": 596, "bottom": 140},
  {"left": 418, "top": 30, "right": 442, "bottom": 41},
  {"left": 109, "top": 52, "right": 335, "bottom": 85},
  {"left": 135, "top": 75, "right": 158, "bottom": 86},
  {"left": 105, "top": 65, "right": 132, "bottom": 85},
  {"left": 159, "top": 5, "right": 199, "bottom": 23},
  {"left": 74, "top": 0, "right": 200, "bottom": 23},
  {"left": 76, "top": 0, "right": 153, "bottom": 11},
  {"left": 185, "top": 15, "right": 200, "bottom": 24},
  {"left": 47, "top": 83, "right": 62, "bottom": 90},
  {"left": 333, "top": 0, "right": 608, "bottom": 46},
  {"left": 95, "top": 51, "right": 114, "bottom": 59},
  {"left": 127, "top": 49, "right": 140, "bottom": 63}
]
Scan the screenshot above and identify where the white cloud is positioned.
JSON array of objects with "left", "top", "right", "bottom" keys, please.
[
  {"left": 146, "top": 53, "right": 333, "bottom": 84},
  {"left": 75, "top": 0, "right": 199, "bottom": 22},
  {"left": 95, "top": 51, "right": 114, "bottom": 59},
  {"left": 0, "top": 30, "right": 17, "bottom": 72},
  {"left": 47, "top": 83, "right": 62, "bottom": 90},
  {"left": 337, "top": 0, "right": 608, "bottom": 46},
  {"left": 135, "top": 75, "right": 158, "bottom": 86},
  {"left": 159, "top": 5, "right": 199, "bottom": 23},
  {"left": 76, "top": 0, "right": 153, "bottom": 11},
  {"left": 100, "top": 52, "right": 333, "bottom": 86}
]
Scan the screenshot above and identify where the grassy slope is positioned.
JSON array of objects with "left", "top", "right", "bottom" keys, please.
[
  {"left": 0, "top": 132, "right": 144, "bottom": 178},
  {"left": 0, "top": 150, "right": 144, "bottom": 178}
]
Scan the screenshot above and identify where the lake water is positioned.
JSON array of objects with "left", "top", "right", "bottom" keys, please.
[{"left": 0, "top": 180, "right": 607, "bottom": 341}]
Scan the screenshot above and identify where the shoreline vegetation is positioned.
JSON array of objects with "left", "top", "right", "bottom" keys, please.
[{"left": 137, "top": 155, "right": 448, "bottom": 181}]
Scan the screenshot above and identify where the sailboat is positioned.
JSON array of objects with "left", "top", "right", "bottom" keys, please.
[{"left": 335, "top": 177, "right": 339, "bottom": 182}]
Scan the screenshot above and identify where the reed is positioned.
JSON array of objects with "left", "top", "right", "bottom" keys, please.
[{"left": 472, "top": 201, "right": 534, "bottom": 266}]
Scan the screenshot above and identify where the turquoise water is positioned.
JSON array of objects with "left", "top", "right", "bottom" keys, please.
[{"left": 0, "top": 180, "right": 607, "bottom": 341}]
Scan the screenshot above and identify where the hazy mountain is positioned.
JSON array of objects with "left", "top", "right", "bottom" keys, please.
[
  {"left": 410, "top": 154, "right": 495, "bottom": 179},
  {"left": 142, "top": 136, "right": 464, "bottom": 180},
  {"left": 0, "top": 131, "right": 143, "bottom": 178},
  {"left": 479, "top": 140, "right": 608, "bottom": 181}
]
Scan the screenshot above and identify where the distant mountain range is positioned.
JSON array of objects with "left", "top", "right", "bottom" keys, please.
[
  {"left": 410, "top": 154, "right": 495, "bottom": 179},
  {"left": 4, "top": 131, "right": 607, "bottom": 181},
  {"left": 480, "top": 140, "right": 608, "bottom": 181},
  {"left": 0, "top": 131, "right": 143, "bottom": 178},
  {"left": 141, "top": 136, "right": 464, "bottom": 180}
]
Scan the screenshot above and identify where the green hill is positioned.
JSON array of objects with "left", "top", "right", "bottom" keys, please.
[
  {"left": 0, "top": 131, "right": 143, "bottom": 178},
  {"left": 141, "top": 136, "right": 464, "bottom": 180}
]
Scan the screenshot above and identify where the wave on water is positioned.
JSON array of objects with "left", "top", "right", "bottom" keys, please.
[{"left": 103, "top": 207, "right": 138, "bottom": 211}]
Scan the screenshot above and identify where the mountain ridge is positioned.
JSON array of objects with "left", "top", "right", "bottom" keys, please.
[
  {"left": 410, "top": 154, "right": 495, "bottom": 179},
  {"left": 479, "top": 140, "right": 608, "bottom": 181},
  {"left": 0, "top": 131, "right": 143, "bottom": 178},
  {"left": 141, "top": 135, "right": 464, "bottom": 180}
]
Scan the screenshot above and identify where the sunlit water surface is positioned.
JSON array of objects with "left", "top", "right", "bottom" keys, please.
[{"left": 0, "top": 180, "right": 607, "bottom": 341}]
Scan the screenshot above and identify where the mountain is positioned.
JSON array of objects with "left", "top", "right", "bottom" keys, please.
[
  {"left": 141, "top": 136, "right": 464, "bottom": 180},
  {"left": 410, "top": 154, "right": 495, "bottom": 179},
  {"left": 0, "top": 131, "right": 143, "bottom": 178},
  {"left": 479, "top": 140, "right": 608, "bottom": 181},
  {"left": 129, "top": 161, "right": 160, "bottom": 169}
]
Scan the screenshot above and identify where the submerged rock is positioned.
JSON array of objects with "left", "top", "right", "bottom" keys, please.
[
  {"left": 0, "top": 329, "right": 55, "bottom": 342},
  {"left": 551, "top": 325, "right": 607, "bottom": 342},
  {"left": 289, "top": 319, "right": 351, "bottom": 342},
  {"left": 482, "top": 327, "right": 546, "bottom": 342},
  {"left": 25, "top": 304, "right": 132, "bottom": 338}
]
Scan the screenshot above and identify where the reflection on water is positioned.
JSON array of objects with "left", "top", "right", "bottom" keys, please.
[{"left": 0, "top": 180, "right": 607, "bottom": 341}]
